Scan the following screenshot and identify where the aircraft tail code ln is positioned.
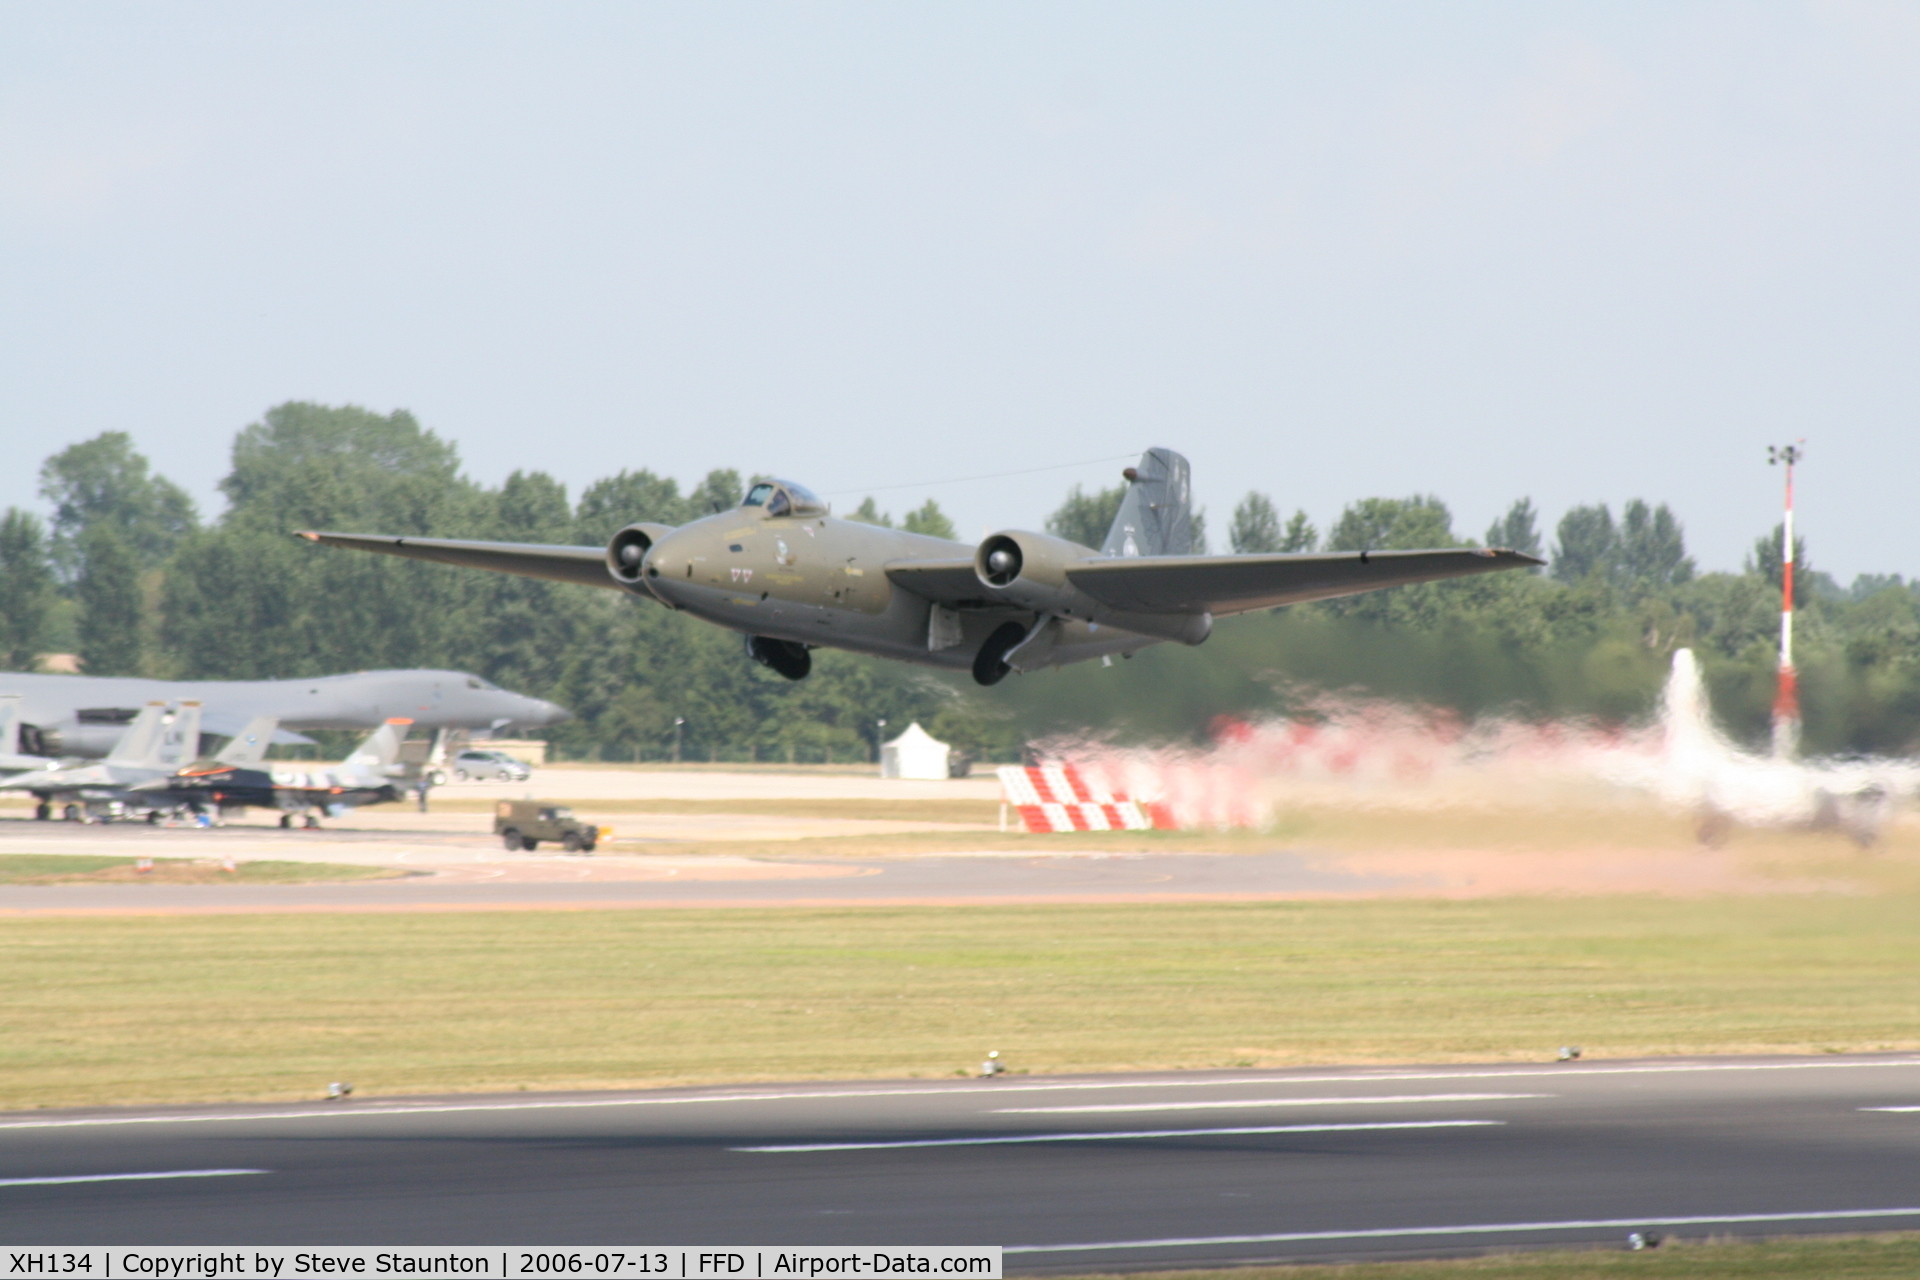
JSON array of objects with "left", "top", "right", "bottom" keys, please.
[{"left": 998, "top": 763, "right": 1175, "bottom": 832}]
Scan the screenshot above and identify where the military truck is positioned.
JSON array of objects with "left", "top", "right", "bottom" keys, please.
[{"left": 495, "top": 800, "right": 601, "bottom": 852}]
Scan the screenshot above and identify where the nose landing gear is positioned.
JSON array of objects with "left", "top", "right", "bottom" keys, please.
[{"left": 747, "top": 635, "right": 812, "bottom": 681}]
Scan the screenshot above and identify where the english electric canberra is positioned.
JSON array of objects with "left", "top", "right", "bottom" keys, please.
[{"left": 300, "top": 450, "right": 1538, "bottom": 685}]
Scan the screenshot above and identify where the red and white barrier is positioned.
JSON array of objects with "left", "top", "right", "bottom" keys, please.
[{"left": 996, "top": 764, "right": 1176, "bottom": 833}]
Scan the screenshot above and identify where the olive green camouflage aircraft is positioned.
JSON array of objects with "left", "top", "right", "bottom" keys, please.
[{"left": 300, "top": 449, "right": 1540, "bottom": 686}]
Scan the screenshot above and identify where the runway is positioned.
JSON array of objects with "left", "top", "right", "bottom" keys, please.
[
  {"left": 0, "top": 849, "right": 1409, "bottom": 913},
  {"left": 6, "top": 1055, "right": 1920, "bottom": 1266}
]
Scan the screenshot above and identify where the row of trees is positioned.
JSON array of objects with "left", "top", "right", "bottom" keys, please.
[
  {"left": 1015, "top": 486, "right": 1913, "bottom": 757},
  {"left": 3, "top": 401, "right": 1919, "bottom": 760}
]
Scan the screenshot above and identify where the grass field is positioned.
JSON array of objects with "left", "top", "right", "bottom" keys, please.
[
  {"left": 4, "top": 893, "right": 1918, "bottom": 1109},
  {"left": 582, "top": 807, "right": 1920, "bottom": 884},
  {"left": 0, "top": 853, "right": 404, "bottom": 884},
  {"left": 1059, "top": 1233, "right": 1920, "bottom": 1277}
]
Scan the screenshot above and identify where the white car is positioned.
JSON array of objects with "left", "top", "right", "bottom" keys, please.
[{"left": 451, "top": 749, "right": 532, "bottom": 782}]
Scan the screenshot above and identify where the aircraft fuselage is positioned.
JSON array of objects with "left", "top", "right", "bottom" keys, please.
[{"left": 635, "top": 507, "right": 1155, "bottom": 672}]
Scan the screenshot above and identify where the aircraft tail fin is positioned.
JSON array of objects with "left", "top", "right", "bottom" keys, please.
[
  {"left": 215, "top": 716, "right": 279, "bottom": 766},
  {"left": 1101, "top": 448, "right": 1195, "bottom": 557},
  {"left": 0, "top": 696, "right": 18, "bottom": 755},
  {"left": 343, "top": 717, "right": 412, "bottom": 779},
  {"left": 108, "top": 701, "right": 203, "bottom": 771}
]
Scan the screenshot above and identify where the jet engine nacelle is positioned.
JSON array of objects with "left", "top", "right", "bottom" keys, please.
[
  {"left": 975, "top": 530, "right": 1094, "bottom": 614},
  {"left": 974, "top": 530, "right": 1211, "bottom": 646},
  {"left": 606, "top": 523, "right": 676, "bottom": 587},
  {"left": 19, "top": 722, "right": 60, "bottom": 758}
]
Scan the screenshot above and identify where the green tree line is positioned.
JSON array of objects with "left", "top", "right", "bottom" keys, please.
[
  {"left": 999, "top": 487, "right": 1920, "bottom": 757},
  {"left": 3, "top": 404, "right": 1918, "bottom": 760}
]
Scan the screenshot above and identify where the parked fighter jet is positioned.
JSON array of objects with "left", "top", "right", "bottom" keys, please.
[
  {"left": 137, "top": 717, "right": 412, "bottom": 828},
  {"left": 301, "top": 449, "right": 1540, "bottom": 685},
  {"left": 0, "top": 668, "right": 567, "bottom": 760},
  {"left": 3, "top": 701, "right": 203, "bottom": 822}
]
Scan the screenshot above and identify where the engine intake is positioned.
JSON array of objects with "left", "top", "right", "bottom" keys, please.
[
  {"left": 979, "top": 535, "right": 1025, "bottom": 587},
  {"left": 973, "top": 530, "right": 1094, "bottom": 614},
  {"left": 973, "top": 528, "right": 1212, "bottom": 647},
  {"left": 607, "top": 523, "right": 673, "bottom": 586}
]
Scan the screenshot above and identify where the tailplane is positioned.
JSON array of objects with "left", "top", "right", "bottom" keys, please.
[{"left": 1102, "top": 448, "right": 1195, "bottom": 557}]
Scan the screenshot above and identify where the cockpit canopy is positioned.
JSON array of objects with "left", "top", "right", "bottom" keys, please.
[{"left": 742, "top": 479, "right": 828, "bottom": 518}]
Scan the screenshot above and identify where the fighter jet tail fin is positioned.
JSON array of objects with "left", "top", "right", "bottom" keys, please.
[
  {"left": 343, "top": 717, "right": 412, "bottom": 780},
  {"left": 108, "top": 701, "right": 203, "bottom": 771},
  {"left": 1102, "top": 448, "right": 1194, "bottom": 557},
  {"left": 215, "top": 716, "right": 279, "bottom": 766},
  {"left": 0, "top": 696, "right": 18, "bottom": 755}
]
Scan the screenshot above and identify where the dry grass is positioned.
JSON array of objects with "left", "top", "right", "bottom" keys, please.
[
  {"left": 1049, "top": 1232, "right": 1920, "bottom": 1277},
  {"left": 0, "top": 853, "right": 405, "bottom": 885},
  {"left": 4, "top": 892, "right": 1919, "bottom": 1109},
  {"left": 577, "top": 802, "right": 1920, "bottom": 877}
]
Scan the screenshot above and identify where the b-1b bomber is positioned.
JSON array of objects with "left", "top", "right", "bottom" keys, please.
[{"left": 302, "top": 449, "right": 1539, "bottom": 685}]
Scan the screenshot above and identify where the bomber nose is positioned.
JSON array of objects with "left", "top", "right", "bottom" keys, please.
[{"left": 529, "top": 697, "right": 572, "bottom": 726}]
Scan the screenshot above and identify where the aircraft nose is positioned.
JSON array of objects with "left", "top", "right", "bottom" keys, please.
[{"left": 528, "top": 696, "right": 571, "bottom": 726}]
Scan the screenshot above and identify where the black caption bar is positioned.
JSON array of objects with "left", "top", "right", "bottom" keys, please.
[{"left": 6, "top": 1251, "right": 1000, "bottom": 1280}]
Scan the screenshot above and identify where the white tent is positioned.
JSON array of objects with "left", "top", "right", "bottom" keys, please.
[{"left": 880, "top": 721, "right": 952, "bottom": 780}]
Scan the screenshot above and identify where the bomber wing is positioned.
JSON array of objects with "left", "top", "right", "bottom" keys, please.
[
  {"left": 883, "top": 559, "right": 1002, "bottom": 610},
  {"left": 295, "top": 532, "right": 620, "bottom": 591},
  {"left": 886, "top": 549, "right": 1539, "bottom": 614},
  {"left": 1065, "top": 548, "right": 1541, "bottom": 616}
]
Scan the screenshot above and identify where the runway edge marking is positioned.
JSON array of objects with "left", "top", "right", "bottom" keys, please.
[
  {"left": 996, "top": 1092, "right": 1550, "bottom": 1113},
  {"left": 5, "top": 1058, "right": 1916, "bottom": 1130},
  {"left": 1006, "top": 1207, "right": 1920, "bottom": 1254},
  {"left": 734, "top": 1120, "right": 1502, "bottom": 1152},
  {"left": 0, "top": 1169, "right": 267, "bottom": 1187}
]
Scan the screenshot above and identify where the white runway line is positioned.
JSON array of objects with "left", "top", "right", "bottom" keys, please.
[
  {"left": 1006, "top": 1207, "right": 1920, "bottom": 1254},
  {"left": 4, "top": 1057, "right": 1916, "bottom": 1131},
  {"left": 734, "top": 1119, "right": 1502, "bottom": 1152},
  {"left": 997, "top": 1092, "right": 1549, "bottom": 1114},
  {"left": 1862, "top": 1106, "right": 1920, "bottom": 1112},
  {"left": 0, "top": 1169, "right": 267, "bottom": 1187}
]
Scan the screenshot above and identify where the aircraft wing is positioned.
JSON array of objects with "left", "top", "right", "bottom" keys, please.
[
  {"left": 201, "top": 711, "right": 314, "bottom": 747},
  {"left": 883, "top": 559, "right": 1001, "bottom": 609},
  {"left": 1065, "top": 548, "right": 1541, "bottom": 615},
  {"left": 887, "top": 549, "right": 1539, "bottom": 616},
  {"left": 296, "top": 532, "right": 621, "bottom": 591}
]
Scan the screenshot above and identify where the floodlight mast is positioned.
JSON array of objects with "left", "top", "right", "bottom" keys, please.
[{"left": 1767, "top": 442, "right": 1805, "bottom": 759}]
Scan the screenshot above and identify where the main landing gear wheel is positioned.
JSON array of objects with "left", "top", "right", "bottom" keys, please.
[
  {"left": 972, "top": 621, "right": 1029, "bottom": 687},
  {"left": 279, "top": 813, "right": 294, "bottom": 829},
  {"left": 33, "top": 802, "right": 50, "bottom": 821},
  {"left": 747, "top": 635, "right": 812, "bottom": 680},
  {"left": 62, "top": 804, "right": 82, "bottom": 823},
  {"left": 302, "top": 814, "right": 321, "bottom": 830}
]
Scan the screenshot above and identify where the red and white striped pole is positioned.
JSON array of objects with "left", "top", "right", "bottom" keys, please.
[{"left": 1768, "top": 441, "right": 1804, "bottom": 758}]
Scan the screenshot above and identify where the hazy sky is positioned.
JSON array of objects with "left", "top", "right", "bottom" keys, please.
[{"left": 3, "top": 3, "right": 1917, "bottom": 578}]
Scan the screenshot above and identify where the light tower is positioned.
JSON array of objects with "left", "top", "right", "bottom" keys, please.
[{"left": 1767, "top": 442, "right": 1805, "bottom": 759}]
